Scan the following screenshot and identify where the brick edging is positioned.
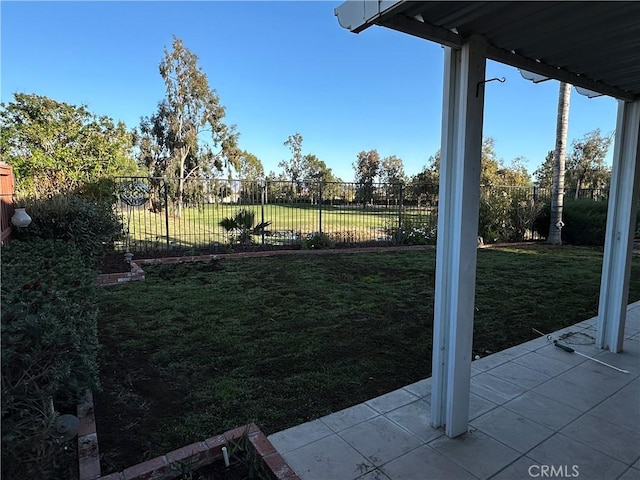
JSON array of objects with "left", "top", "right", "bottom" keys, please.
[
  {"left": 96, "top": 261, "right": 145, "bottom": 286},
  {"left": 78, "top": 391, "right": 101, "bottom": 480},
  {"left": 77, "top": 391, "right": 299, "bottom": 480},
  {"left": 96, "top": 246, "right": 441, "bottom": 285},
  {"left": 93, "top": 422, "right": 299, "bottom": 480}
]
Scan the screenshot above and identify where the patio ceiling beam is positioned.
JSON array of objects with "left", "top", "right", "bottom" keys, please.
[
  {"left": 335, "top": 1, "right": 638, "bottom": 101},
  {"left": 597, "top": 100, "right": 640, "bottom": 352},
  {"left": 485, "top": 46, "right": 637, "bottom": 102},
  {"left": 431, "top": 34, "right": 486, "bottom": 438},
  {"left": 382, "top": 14, "right": 462, "bottom": 49}
]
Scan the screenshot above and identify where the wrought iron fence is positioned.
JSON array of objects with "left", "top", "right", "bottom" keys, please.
[{"left": 113, "top": 176, "right": 608, "bottom": 253}]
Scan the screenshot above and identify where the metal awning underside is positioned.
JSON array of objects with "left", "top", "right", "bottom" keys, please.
[{"left": 335, "top": 1, "right": 640, "bottom": 101}]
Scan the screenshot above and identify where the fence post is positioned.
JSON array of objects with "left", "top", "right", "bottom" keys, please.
[
  {"left": 0, "top": 163, "right": 15, "bottom": 245},
  {"left": 261, "top": 180, "right": 266, "bottom": 245},
  {"left": 318, "top": 182, "right": 323, "bottom": 235},
  {"left": 163, "top": 176, "right": 170, "bottom": 249},
  {"left": 397, "top": 183, "right": 404, "bottom": 245}
]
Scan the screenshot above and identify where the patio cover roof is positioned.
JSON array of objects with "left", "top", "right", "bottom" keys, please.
[
  {"left": 335, "top": 1, "right": 640, "bottom": 101},
  {"left": 335, "top": 0, "right": 640, "bottom": 439}
]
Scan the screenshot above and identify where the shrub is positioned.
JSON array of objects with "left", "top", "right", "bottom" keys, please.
[
  {"left": 533, "top": 198, "right": 640, "bottom": 245},
  {"left": 389, "top": 214, "right": 437, "bottom": 245},
  {"left": 14, "top": 194, "right": 123, "bottom": 265},
  {"left": 301, "top": 232, "right": 336, "bottom": 249},
  {"left": 219, "top": 209, "right": 271, "bottom": 246},
  {"left": 1, "top": 239, "right": 100, "bottom": 479},
  {"left": 478, "top": 188, "right": 544, "bottom": 243}
]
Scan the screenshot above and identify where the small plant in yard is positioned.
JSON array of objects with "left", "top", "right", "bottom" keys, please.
[
  {"left": 219, "top": 209, "right": 271, "bottom": 246},
  {"left": 169, "top": 428, "right": 271, "bottom": 480},
  {"left": 225, "top": 428, "right": 271, "bottom": 480},
  {"left": 389, "top": 214, "right": 437, "bottom": 245},
  {"left": 301, "top": 232, "right": 335, "bottom": 249}
]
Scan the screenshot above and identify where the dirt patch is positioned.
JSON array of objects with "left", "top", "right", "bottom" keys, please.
[
  {"left": 98, "top": 253, "right": 132, "bottom": 274},
  {"left": 94, "top": 348, "right": 186, "bottom": 474}
]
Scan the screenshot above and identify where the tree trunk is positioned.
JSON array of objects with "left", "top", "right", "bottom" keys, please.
[
  {"left": 548, "top": 82, "right": 571, "bottom": 245},
  {"left": 177, "top": 175, "right": 184, "bottom": 219}
]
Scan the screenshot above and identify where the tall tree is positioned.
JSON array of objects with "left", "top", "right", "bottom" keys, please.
[
  {"left": 137, "top": 36, "right": 241, "bottom": 217},
  {"left": 417, "top": 139, "right": 530, "bottom": 188},
  {"left": 548, "top": 82, "right": 571, "bottom": 245},
  {"left": 353, "top": 149, "right": 380, "bottom": 209},
  {"left": 533, "top": 151, "right": 555, "bottom": 189},
  {"left": 0, "top": 93, "right": 136, "bottom": 197},
  {"left": 379, "top": 155, "right": 405, "bottom": 184},
  {"left": 279, "top": 133, "right": 305, "bottom": 194},
  {"left": 380, "top": 155, "right": 405, "bottom": 204},
  {"left": 236, "top": 150, "right": 264, "bottom": 202},
  {"left": 566, "top": 129, "right": 611, "bottom": 196},
  {"left": 301, "top": 153, "right": 341, "bottom": 202},
  {"left": 408, "top": 151, "right": 440, "bottom": 206},
  {"left": 236, "top": 150, "right": 264, "bottom": 182}
]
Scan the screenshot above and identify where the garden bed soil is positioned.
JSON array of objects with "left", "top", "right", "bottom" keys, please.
[
  {"left": 98, "top": 255, "right": 132, "bottom": 274},
  {"left": 94, "top": 350, "right": 186, "bottom": 474},
  {"left": 185, "top": 458, "right": 252, "bottom": 480}
]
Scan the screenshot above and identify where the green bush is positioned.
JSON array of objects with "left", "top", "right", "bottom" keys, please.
[
  {"left": 478, "top": 188, "right": 544, "bottom": 243},
  {"left": 1, "top": 239, "right": 100, "bottom": 479},
  {"left": 14, "top": 194, "right": 123, "bottom": 265},
  {"left": 301, "top": 232, "right": 336, "bottom": 249},
  {"left": 533, "top": 198, "right": 640, "bottom": 245},
  {"left": 388, "top": 213, "right": 437, "bottom": 245},
  {"left": 74, "top": 177, "right": 119, "bottom": 206}
]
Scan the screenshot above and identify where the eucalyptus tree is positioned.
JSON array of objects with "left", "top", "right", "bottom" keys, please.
[
  {"left": 380, "top": 155, "right": 405, "bottom": 204},
  {"left": 137, "top": 36, "right": 241, "bottom": 217},
  {"left": 353, "top": 149, "right": 380, "bottom": 209},
  {"left": 566, "top": 129, "right": 611, "bottom": 196},
  {"left": 236, "top": 151, "right": 264, "bottom": 202},
  {"left": 279, "top": 133, "right": 305, "bottom": 195}
]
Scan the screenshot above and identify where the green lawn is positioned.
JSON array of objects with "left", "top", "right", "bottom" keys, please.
[
  {"left": 118, "top": 202, "right": 436, "bottom": 250},
  {"left": 95, "top": 246, "right": 640, "bottom": 473}
]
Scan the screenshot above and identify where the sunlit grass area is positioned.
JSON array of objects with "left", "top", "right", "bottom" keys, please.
[{"left": 117, "top": 202, "right": 436, "bottom": 250}]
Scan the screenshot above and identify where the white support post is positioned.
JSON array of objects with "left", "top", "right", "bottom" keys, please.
[
  {"left": 597, "top": 100, "right": 640, "bottom": 352},
  {"left": 431, "top": 35, "right": 487, "bottom": 438}
]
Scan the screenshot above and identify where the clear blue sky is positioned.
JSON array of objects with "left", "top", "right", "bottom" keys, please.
[{"left": 1, "top": 1, "right": 619, "bottom": 182}]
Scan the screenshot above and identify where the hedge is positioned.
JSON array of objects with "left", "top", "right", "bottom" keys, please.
[
  {"left": 14, "top": 194, "right": 123, "bottom": 266},
  {"left": 1, "top": 239, "right": 100, "bottom": 479},
  {"left": 534, "top": 198, "right": 640, "bottom": 246}
]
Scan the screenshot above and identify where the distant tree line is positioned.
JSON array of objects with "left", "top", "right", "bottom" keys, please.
[{"left": 1, "top": 36, "right": 613, "bottom": 217}]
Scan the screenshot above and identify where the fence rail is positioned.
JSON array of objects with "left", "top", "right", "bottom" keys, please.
[{"left": 113, "top": 176, "right": 608, "bottom": 253}]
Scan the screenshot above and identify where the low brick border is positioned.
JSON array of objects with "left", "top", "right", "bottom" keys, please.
[
  {"left": 93, "top": 423, "right": 299, "bottom": 480},
  {"left": 78, "top": 391, "right": 101, "bottom": 480},
  {"left": 96, "top": 246, "right": 442, "bottom": 286},
  {"left": 76, "top": 391, "right": 299, "bottom": 480},
  {"left": 134, "top": 242, "right": 547, "bottom": 267},
  {"left": 96, "top": 261, "right": 145, "bottom": 286}
]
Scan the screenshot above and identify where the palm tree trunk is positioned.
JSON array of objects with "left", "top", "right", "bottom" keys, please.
[{"left": 548, "top": 82, "right": 571, "bottom": 245}]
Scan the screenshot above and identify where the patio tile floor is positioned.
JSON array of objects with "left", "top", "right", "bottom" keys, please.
[{"left": 268, "top": 301, "right": 640, "bottom": 480}]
